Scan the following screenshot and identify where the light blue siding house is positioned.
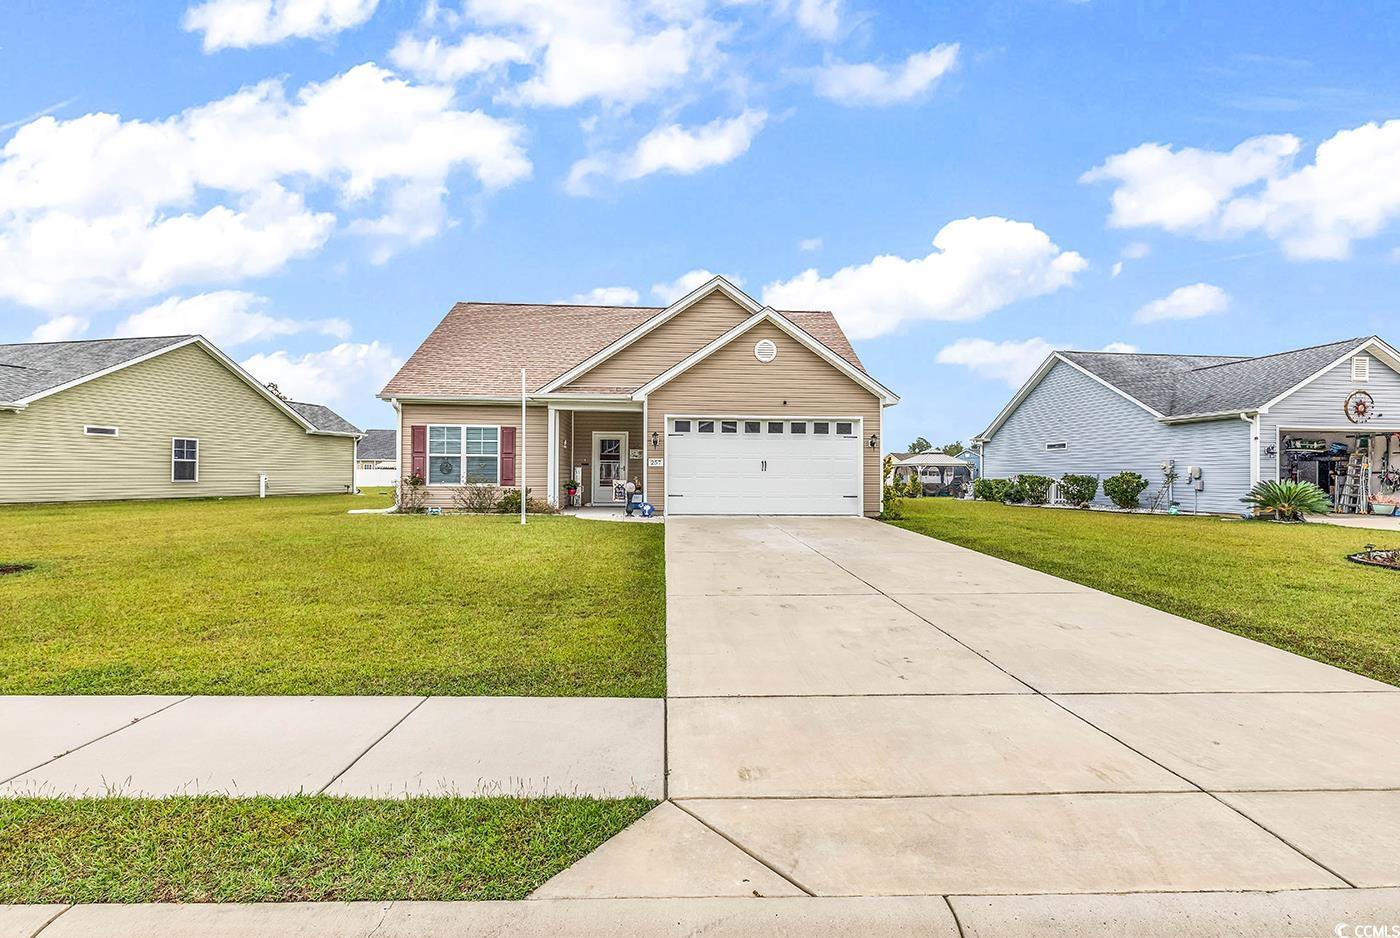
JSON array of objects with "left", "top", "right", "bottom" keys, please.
[{"left": 973, "top": 336, "right": 1400, "bottom": 515}]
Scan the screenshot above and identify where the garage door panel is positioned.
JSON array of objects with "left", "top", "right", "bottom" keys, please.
[{"left": 667, "top": 417, "right": 862, "bottom": 516}]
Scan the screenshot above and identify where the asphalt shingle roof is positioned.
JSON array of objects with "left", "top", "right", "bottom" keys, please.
[
  {"left": 0, "top": 335, "right": 194, "bottom": 403},
  {"left": 356, "top": 428, "right": 397, "bottom": 460},
  {"left": 1058, "top": 337, "right": 1370, "bottom": 417},
  {"left": 288, "top": 401, "right": 360, "bottom": 435},
  {"left": 380, "top": 301, "right": 865, "bottom": 398}
]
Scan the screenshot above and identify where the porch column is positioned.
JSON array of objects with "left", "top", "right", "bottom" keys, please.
[{"left": 547, "top": 405, "right": 560, "bottom": 507}]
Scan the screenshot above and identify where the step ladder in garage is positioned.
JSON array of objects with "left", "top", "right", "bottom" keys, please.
[{"left": 1336, "top": 452, "right": 1368, "bottom": 514}]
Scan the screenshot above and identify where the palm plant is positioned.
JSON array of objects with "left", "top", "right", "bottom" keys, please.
[{"left": 1241, "top": 480, "right": 1332, "bottom": 522}]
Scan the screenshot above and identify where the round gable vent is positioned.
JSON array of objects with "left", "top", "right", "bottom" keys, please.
[{"left": 754, "top": 339, "right": 778, "bottom": 363}]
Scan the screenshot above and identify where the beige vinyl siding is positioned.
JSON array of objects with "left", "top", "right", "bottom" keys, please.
[
  {"left": 560, "top": 293, "right": 751, "bottom": 392},
  {"left": 645, "top": 321, "right": 883, "bottom": 516},
  {"left": 568, "top": 411, "right": 645, "bottom": 505},
  {"left": 0, "top": 344, "right": 353, "bottom": 504},
  {"left": 399, "top": 402, "right": 548, "bottom": 508}
]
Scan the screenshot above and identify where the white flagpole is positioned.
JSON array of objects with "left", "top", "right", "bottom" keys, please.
[{"left": 520, "top": 368, "right": 527, "bottom": 526}]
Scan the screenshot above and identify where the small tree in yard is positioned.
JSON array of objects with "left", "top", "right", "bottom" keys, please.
[
  {"left": 1241, "top": 480, "right": 1332, "bottom": 523},
  {"left": 881, "top": 455, "right": 903, "bottom": 519},
  {"left": 1103, "top": 471, "right": 1150, "bottom": 509},
  {"left": 1017, "top": 474, "right": 1055, "bottom": 505},
  {"left": 1059, "top": 474, "right": 1099, "bottom": 507},
  {"left": 398, "top": 474, "right": 427, "bottom": 513}
]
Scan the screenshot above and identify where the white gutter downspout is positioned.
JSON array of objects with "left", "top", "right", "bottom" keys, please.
[
  {"left": 391, "top": 398, "right": 402, "bottom": 511},
  {"left": 520, "top": 369, "right": 527, "bottom": 526}
]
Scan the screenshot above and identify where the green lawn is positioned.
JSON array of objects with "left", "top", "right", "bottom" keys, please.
[
  {"left": 0, "top": 493, "right": 665, "bottom": 697},
  {"left": 0, "top": 796, "right": 654, "bottom": 903},
  {"left": 891, "top": 499, "right": 1400, "bottom": 686}
]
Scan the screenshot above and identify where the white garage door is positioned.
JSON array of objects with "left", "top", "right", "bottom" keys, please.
[{"left": 666, "top": 417, "right": 863, "bottom": 515}]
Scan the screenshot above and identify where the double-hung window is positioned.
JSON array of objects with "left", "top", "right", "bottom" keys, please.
[
  {"left": 428, "top": 425, "right": 500, "bottom": 485},
  {"left": 172, "top": 438, "right": 198, "bottom": 482}
]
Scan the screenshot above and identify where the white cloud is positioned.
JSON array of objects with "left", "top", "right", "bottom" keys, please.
[
  {"left": 812, "top": 43, "right": 960, "bottom": 106},
  {"left": 799, "top": 237, "right": 822, "bottom": 251},
  {"left": 241, "top": 340, "right": 401, "bottom": 407},
  {"left": 936, "top": 338, "right": 1138, "bottom": 388},
  {"left": 1133, "top": 283, "right": 1230, "bottom": 324},
  {"left": 389, "top": 33, "right": 531, "bottom": 83},
  {"left": 0, "top": 63, "right": 530, "bottom": 310},
  {"left": 565, "top": 286, "right": 641, "bottom": 305},
  {"left": 651, "top": 268, "right": 742, "bottom": 303},
  {"left": 1110, "top": 261, "right": 1123, "bottom": 278},
  {"left": 777, "top": 0, "right": 841, "bottom": 40},
  {"left": 1122, "top": 241, "right": 1151, "bottom": 259},
  {"left": 184, "top": 0, "right": 380, "bottom": 51},
  {"left": 115, "top": 292, "right": 351, "bottom": 347},
  {"left": 761, "top": 216, "right": 1087, "bottom": 340},
  {"left": 451, "top": 0, "right": 727, "bottom": 109},
  {"left": 1084, "top": 120, "right": 1400, "bottom": 259},
  {"left": 567, "top": 110, "right": 767, "bottom": 194},
  {"left": 29, "top": 315, "right": 89, "bottom": 342}
]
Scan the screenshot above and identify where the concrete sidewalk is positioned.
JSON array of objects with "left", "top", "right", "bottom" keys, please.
[{"left": 0, "top": 695, "right": 662, "bottom": 799}]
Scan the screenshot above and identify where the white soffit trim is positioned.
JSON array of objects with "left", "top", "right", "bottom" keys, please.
[
  {"left": 537, "top": 275, "right": 762, "bottom": 394},
  {"left": 1258, "top": 336, "right": 1400, "bottom": 414},
  {"left": 632, "top": 307, "right": 899, "bottom": 405}
]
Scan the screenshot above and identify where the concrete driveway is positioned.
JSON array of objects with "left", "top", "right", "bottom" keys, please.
[{"left": 537, "top": 515, "right": 1400, "bottom": 928}]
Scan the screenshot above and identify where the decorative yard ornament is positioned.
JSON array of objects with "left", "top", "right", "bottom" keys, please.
[{"left": 1345, "top": 390, "right": 1376, "bottom": 423}]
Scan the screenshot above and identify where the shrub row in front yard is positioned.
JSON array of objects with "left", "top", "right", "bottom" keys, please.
[{"left": 973, "top": 471, "right": 1152, "bottom": 509}]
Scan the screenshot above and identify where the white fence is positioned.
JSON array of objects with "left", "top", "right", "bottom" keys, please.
[{"left": 355, "top": 467, "right": 399, "bottom": 488}]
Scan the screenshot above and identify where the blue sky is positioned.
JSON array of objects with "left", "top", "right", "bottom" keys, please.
[{"left": 3, "top": 1, "right": 1398, "bottom": 445}]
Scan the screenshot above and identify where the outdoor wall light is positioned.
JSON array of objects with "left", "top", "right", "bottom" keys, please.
[
  {"left": 651, "top": 431, "right": 660, "bottom": 448},
  {"left": 868, "top": 433, "right": 879, "bottom": 449}
]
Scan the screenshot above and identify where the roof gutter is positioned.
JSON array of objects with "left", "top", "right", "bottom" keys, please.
[{"left": 1158, "top": 409, "right": 1258, "bottom": 425}]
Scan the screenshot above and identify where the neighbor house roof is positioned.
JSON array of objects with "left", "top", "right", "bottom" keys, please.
[
  {"left": 1059, "top": 337, "right": 1369, "bottom": 417},
  {"left": 896, "top": 452, "right": 975, "bottom": 468},
  {"left": 979, "top": 335, "right": 1392, "bottom": 441},
  {"left": 0, "top": 335, "right": 359, "bottom": 437},
  {"left": 0, "top": 335, "right": 194, "bottom": 404},
  {"left": 379, "top": 300, "right": 865, "bottom": 399},
  {"left": 288, "top": 401, "right": 360, "bottom": 435},
  {"left": 356, "top": 428, "right": 397, "bottom": 460}
]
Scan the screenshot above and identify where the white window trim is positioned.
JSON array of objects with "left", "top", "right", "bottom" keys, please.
[
  {"left": 84, "top": 425, "right": 119, "bottom": 437},
  {"left": 1046, "top": 441, "right": 1068, "bottom": 451},
  {"left": 1353, "top": 356, "right": 1371, "bottom": 382},
  {"left": 426, "top": 423, "right": 502, "bottom": 487},
  {"left": 171, "top": 437, "right": 199, "bottom": 483}
]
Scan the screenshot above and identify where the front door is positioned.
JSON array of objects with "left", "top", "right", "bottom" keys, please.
[{"left": 592, "top": 433, "right": 627, "bottom": 504}]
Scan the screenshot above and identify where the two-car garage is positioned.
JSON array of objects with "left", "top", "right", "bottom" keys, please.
[{"left": 664, "top": 416, "right": 865, "bottom": 515}]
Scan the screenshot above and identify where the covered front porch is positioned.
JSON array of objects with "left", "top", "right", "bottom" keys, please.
[{"left": 545, "top": 402, "right": 647, "bottom": 510}]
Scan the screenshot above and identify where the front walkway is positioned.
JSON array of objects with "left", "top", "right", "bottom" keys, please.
[{"left": 534, "top": 515, "right": 1400, "bottom": 925}]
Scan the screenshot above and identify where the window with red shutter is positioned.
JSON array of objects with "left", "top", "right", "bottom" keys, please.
[
  {"left": 410, "top": 424, "right": 427, "bottom": 479},
  {"left": 500, "top": 426, "right": 517, "bottom": 486}
]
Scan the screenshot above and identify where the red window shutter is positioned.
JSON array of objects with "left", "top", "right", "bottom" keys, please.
[
  {"left": 500, "top": 426, "right": 517, "bottom": 486},
  {"left": 410, "top": 425, "right": 427, "bottom": 479}
]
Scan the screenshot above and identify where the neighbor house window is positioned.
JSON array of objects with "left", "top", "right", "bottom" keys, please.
[
  {"left": 1353, "top": 356, "right": 1371, "bottom": 381},
  {"left": 428, "top": 425, "right": 499, "bottom": 485},
  {"left": 835, "top": 422, "right": 853, "bottom": 435},
  {"left": 84, "top": 425, "right": 119, "bottom": 437},
  {"left": 171, "top": 438, "right": 198, "bottom": 482},
  {"left": 1046, "top": 442, "right": 1068, "bottom": 451}
]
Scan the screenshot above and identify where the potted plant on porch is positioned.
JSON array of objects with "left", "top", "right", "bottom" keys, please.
[{"left": 561, "top": 478, "right": 580, "bottom": 507}]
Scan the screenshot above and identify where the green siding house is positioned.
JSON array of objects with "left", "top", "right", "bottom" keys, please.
[{"left": 0, "top": 335, "right": 360, "bottom": 504}]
